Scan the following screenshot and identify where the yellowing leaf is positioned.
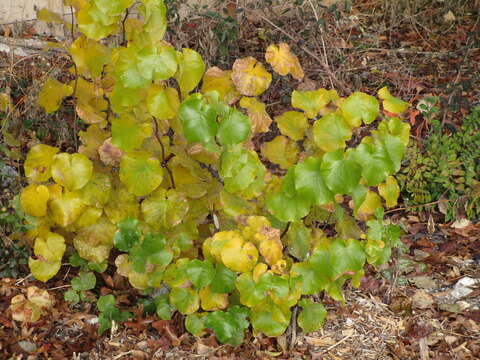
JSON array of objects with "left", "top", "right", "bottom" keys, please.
[
  {"left": 78, "top": 124, "right": 109, "bottom": 161},
  {"left": 378, "top": 87, "right": 409, "bottom": 114},
  {"left": 199, "top": 286, "right": 229, "bottom": 311},
  {"left": 261, "top": 135, "right": 299, "bottom": 169},
  {"left": 37, "top": 77, "right": 73, "bottom": 114},
  {"left": 291, "top": 88, "right": 339, "bottom": 118},
  {"left": 378, "top": 176, "right": 400, "bottom": 207},
  {"left": 29, "top": 258, "right": 61, "bottom": 283},
  {"left": 312, "top": 112, "right": 352, "bottom": 152},
  {"left": 73, "top": 217, "right": 116, "bottom": 263},
  {"left": 231, "top": 57, "right": 272, "bottom": 96},
  {"left": 49, "top": 191, "right": 85, "bottom": 227},
  {"left": 175, "top": 48, "right": 205, "bottom": 96},
  {"left": 74, "top": 78, "right": 108, "bottom": 125},
  {"left": 24, "top": 144, "right": 59, "bottom": 183},
  {"left": 275, "top": 111, "right": 308, "bottom": 140},
  {"left": 141, "top": 188, "right": 189, "bottom": 230},
  {"left": 356, "top": 190, "right": 382, "bottom": 221},
  {"left": 104, "top": 182, "right": 139, "bottom": 223},
  {"left": 221, "top": 239, "right": 258, "bottom": 273},
  {"left": 0, "top": 92, "right": 12, "bottom": 112},
  {"left": 265, "top": 43, "right": 304, "bottom": 80},
  {"left": 259, "top": 238, "right": 283, "bottom": 266},
  {"left": 111, "top": 114, "right": 152, "bottom": 152},
  {"left": 239, "top": 96, "right": 272, "bottom": 134},
  {"left": 33, "top": 232, "right": 66, "bottom": 262},
  {"left": 253, "top": 263, "right": 268, "bottom": 282},
  {"left": 51, "top": 153, "right": 93, "bottom": 191},
  {"left": 201, "top": 67, "right": 240, "bottom": 104},
  {"left": 20, "top": 184, "right": 50, "bottom": 217},
  {"left": 29, "top": 232, "right": 66, "bottom": 282},
  {"left": 73, "top": 206, "right": 103, "bottom": 227},
  {"left": 119, "top": 152, "right": 163, "bottom": 196},
  {"left": 147, "top": 85, "right": 179, "bottom": 120}
]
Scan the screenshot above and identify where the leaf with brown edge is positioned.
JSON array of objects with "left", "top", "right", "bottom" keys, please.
[
  {"left": 265, "top": 43, "right": 304, "bottom": 80},
  {"left": 231, "top": 57, "right": 272, "bottom": 96},
  {"left": 239, "top": 96, "right": 272, "bottom": 133}
]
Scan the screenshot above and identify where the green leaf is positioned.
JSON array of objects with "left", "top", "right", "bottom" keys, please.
[
  {"left": 313, "top": 112, "right": 352, "bottom": 152},
  {"left": 71, "top": 271, "right": 96, "bottom": 291},
  {"left": 169, "top": 287, "right": 200, "bottom": 315},
  {"left": 179, "top": 94, "right": 218, "bottom": 150},
  {"left": 250, "top": 299, "right": 290, "bottom": 337},
  {"left": 290, "top": 262, "right": 324, "bottom": 295},
  {"left": 113, "top": 218, "right": 141, "bottom": 252},
  {"left": 220, "top": 147, "right": 265, "bottom": 194},
  {"left": 69, "top": 252, "right": 88, "bottom": 268},
  {"left": 64, "top": 289, "right": 80, "bottom": 304},
  {"left": 111, "top": 114, "right": 152, "bottom": 152},
  {"left": 216, "top": 106, "right": 251, "bottom": 146},
  {"left": 266, "top": 168, "right": 312, "bottom": 222},
  {"left": 286, "top": 221, "right": 311, "bottom": 260},
  {"left": 378, "top": 176, "right": 400, "bottom": 207},
  {"left": 141, "top": 188, "right": 189, "bottom": 230},
  {"left": 276, "top": 111, "right": 308, "bottom": 140},
  {"left": 185, "top": 313, "right": 207, "bottom": 337},
  {"left": 235, "top": 272, "right": 267, "bottom": 307},
  {"left": 185, "top": 259, "right": 215, "bottom": 289},
  {"left": 119, "top": 151, "right": 163, "bottom": 196},
  {"left": 211, "top": 264, "right": 236, "bottom": 294},
  {"left": 129, "top": 233, "right": 173, "bottom": 273},
  {"left": 297, "top": 298, "right": 326, "bottom": 333},
  {"left": 97, "top": 294, "right": 116, "bottom": 314},
  {"left": 295, "top": 157, "right": 334, "bottom": 206},
  {"left": 155, "top": 294, "right": 174, "bottom": 320},
  {"left": 205, "top": 306, "right": 249, "bottom": 346},
  {"left": 320, "top": 149, "right": 361, "bottom": 194},
  {"left": 175, "top": 48, "right": 205, "bottom": 96},
  {"left": 352, "top": 133, "right": 404, "bottom": 186},
  {"left": 340, "top": 92, "right": 379, "bottom": 127},
  {"left": 137, "top": 44, "right": 177, "bottom": 81}
]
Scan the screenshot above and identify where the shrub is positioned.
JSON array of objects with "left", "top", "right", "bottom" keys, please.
[
  {"left": 398, "top": 104, "right": 480, "bottom": 221},
  {"left": 17, "top": 0, "right": 410, "bottom": 342}
]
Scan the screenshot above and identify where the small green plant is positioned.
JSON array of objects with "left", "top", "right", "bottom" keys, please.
[
  {"left": 399, "top": 105, "right": 480, "bottom": 221},
  {"left": 97, "top": 294, "right": 133, "bottom": 335}
]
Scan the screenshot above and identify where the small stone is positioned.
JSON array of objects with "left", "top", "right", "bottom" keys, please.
[
  {"left": 412, "top": 289, "right": 434, "bottom": 309},
  {"left": 18, "top": 340, "right": 37, "bottom": 353},
  {"left": 445, "top": 335, "right": 458, "bottom": 345}
]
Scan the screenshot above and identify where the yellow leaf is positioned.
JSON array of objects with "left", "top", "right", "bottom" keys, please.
[
  {"left": 73, "top": 217, "right": 116, "bottom": 263},
  {"left": 265, "top": 43, "right": 304, "bottom": 80},
  {"left": 70, "top": 35, "right": 111, "bottom": 78},
  {"left": 49, "top": 191, "right": 85, "bottom": 227},
  {"left": 291, "top": 88, "right": 339, "bottom": 119},
  {"left": 378, "top": 176, "right": 400, "bottom": 207},
  {"left": 0, "top": 92, "right": 12, "bottom": 112},
  {"left": 20, "top": 184, "right": 49, "bottom": 217},
  {"left": 239, "top": 96, "right": 272, "bottom": 134},
  {"left": 259, "top": 238, "right": 283, "bottom": 266},
  {"left": 221, "top": 237, "right": 258, "bottom": 273},
  {"left": 261, "top": 135, "right": 299, "bottom": 169},
  {"left": 231, "top": 57, "right": 272, "bottom": 96},
  {"left": 253, "top": 263, "right": 268, "bottom": 282},
  {"left": 33, "top": 232, "right": 66, "bottom": 262},
  {"left": 24, "top": 144, "right": 59, "bottom": 183},
  {"left": 356, "top": 190, "right": 382, "bottom": 221},
  {"left": 29, "top": 258, "right": 62, "bottom": 283},
  {"left": 37, "top": 77, "right": 73, "bottom": 114},
  {"left": 74, "top": 78, "right": 108, "bottom": 125},
  {"left": 201, "top": 67, "right": 240, "bottom": 105},
  {"left": 78, "top": 124, "right": 110, "bottom": 161},
  {"left": 199, "top": 286, "right": 228, "bottom": 311},
  {"left": 275, "top": 111, "right": 308, "bottom": 140},
  {"left": 73, "top": 206, "right": 103, "bottom": 228},
  {"left": 51, "top": 153, "right": 93, "bottom": 191},
  {"left": 104, "top": 182, "right": 139, "bottom": 224}
]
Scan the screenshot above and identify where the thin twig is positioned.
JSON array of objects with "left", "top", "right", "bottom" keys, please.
[
  {"left": 70, "top": 6, "right": 78, "bottom": 149},
  {"left": 152, "top": 117, "right": 176, "bottom": 189},
  {"left": 383, "top": 199, "right": 447, "bottom": 215},
  {"left": 121, "top": 8, "right": 130, "bottom": 46},
  {"left": 280, "top": 221, "right": 291, "bottom": 238}
]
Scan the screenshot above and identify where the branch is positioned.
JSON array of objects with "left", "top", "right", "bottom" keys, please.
[{"left": 152, "top": 117, "right": 176, "bottom": 189}]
